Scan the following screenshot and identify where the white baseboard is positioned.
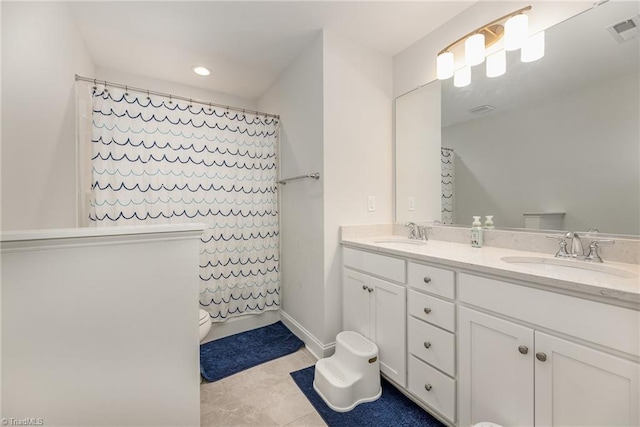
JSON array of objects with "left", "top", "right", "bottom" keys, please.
[
  {"left": 201, "top": 310, "right": 280, "bottom": 344},
  {"left": 279, "top": 310, "right": 335, "bottom": 359}
]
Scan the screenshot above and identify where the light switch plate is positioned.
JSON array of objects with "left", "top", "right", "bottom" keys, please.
[
  {"left": 367, "top": 196, "right": 375, "bottom": 212},
  {"left": 408, "top": 197, "right": 415, "bottom": 211}
]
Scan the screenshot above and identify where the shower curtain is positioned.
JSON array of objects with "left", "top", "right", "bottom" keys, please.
[
  {"left": 89, "top": 85, "right": 280, "bottom": 322},
  {"left": 441, "top": 147, "right": 454, "bottom": 225}
]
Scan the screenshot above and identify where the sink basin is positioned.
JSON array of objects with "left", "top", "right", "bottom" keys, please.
[
  {"left": 374, "top": 238, "right": 428, "bottom": 246},
  {"left": 500, "top": 256, "right": 637, "bottom": 279}
]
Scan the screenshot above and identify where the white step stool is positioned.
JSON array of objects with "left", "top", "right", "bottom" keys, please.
[{"left": 313, "top": 331, "right": 381, "bottom": 412}]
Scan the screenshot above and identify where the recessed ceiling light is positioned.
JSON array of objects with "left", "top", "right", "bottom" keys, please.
[{"left": 193, "top": 66, "right": 210, "bottom": 76}]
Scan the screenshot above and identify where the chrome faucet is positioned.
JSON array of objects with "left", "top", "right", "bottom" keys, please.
[
  {"left": 565, "top": 232, "right": 585, "bottom": 259},
  {"left": 405, "top": 222, "right": 418, "bottom": 239},
  {"left": 547, "top": 232, "right": 615, "bottom": 263},
  {"left": 404, "top": 222, "right": 429, "bottom": 241}
]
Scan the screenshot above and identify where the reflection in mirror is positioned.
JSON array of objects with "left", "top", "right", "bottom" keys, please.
[{"left": 395, "top": 1, "right": 640, "bottom": 235}]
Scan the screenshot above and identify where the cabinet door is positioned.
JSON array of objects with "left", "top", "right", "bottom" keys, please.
[
  {"left": 343, "top": 268, "right": 371, "bottom": 338},
  {"left": 535, "top": 331, "right": 640, "bottom": 427},
  {"left": 459, "top": 307, "right": 534, "bottom": 427},
  {"left": 370, "top": 276, "right": 406, "bottom": 387}
]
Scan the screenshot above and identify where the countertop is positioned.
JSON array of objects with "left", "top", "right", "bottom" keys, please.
[{"left": 342, "top": 235, "right": 640, "bottom": 308}]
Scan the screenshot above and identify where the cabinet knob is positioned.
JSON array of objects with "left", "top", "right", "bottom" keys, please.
[
  {"left": 367, "top": 287, "right": 374, "bottom": 293},
  {"left": 518, "top": 345, "right": 529, "bottom": 355},
  {"left": 536, "top": 352, "right": 547, "bottom": 362},
  {"left": 423, "top": 307, "right": 432, "bottom": 315},
  {"left": 423, "top": 277, "right": 432, "bottom": 284},
  {"left": 362, "top": 285, "right": 367, "bottom": 291},
  {"left": 424, "top": 341, "right": 431, "bottom": 349},
  {"left": 424, "top": 384, "right": 433, "bottom": 391}
]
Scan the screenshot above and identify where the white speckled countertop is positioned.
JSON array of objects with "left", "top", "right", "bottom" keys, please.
[{"left": 342, "top": 235, "right": 640, "bottom": 308}]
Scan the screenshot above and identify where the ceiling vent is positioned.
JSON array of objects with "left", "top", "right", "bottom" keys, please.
[
  {"left": 469, "top": 105, "right": 495, "bottom": 115},
  {"left": 607, "top": 15, "right": 640, "bottom": 43}
]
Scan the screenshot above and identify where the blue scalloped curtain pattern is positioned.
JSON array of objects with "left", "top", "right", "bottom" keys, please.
[
  {"left": 90, "top": 85, "right": 280, "bottom": 322},
  {"left": 441, "top": 148, "right": 454, "bottom": 225}
]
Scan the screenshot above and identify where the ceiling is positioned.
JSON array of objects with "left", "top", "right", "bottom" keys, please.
[{"left": 69, "top": 1, "right": 475, "bottom": 100}]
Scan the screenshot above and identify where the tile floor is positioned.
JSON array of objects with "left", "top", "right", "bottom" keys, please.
[{"left": 200, "top": 348, "right": 327, "bottom": 427}]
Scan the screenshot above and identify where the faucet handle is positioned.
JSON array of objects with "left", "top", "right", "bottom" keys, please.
[
  {"left": 585, "top": 240, "right": 614, "bottom": 263},
  {"left": 417, "top": 225, "right": 430, "bottom": 241},
  {"left": 405, "top": 222, "right": 417, "bottom": 239},
  {"left": 546, "top": 235, "right": 571, "bottom": 258}
]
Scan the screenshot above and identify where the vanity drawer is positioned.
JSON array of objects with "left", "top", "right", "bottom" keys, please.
[
  {"left": 343, "top": 247, "right": 406, "bottom": 283},
  {"left": 408, "top": 289, "right": 455, "bottom": 332},
  {"left": 408, "top": 317, "right": 455, "bottom": 376},
  {"left": 408, "top": 355, "right": 456, "bottom": 422},
  {"left": 459, "top": 273, "right": 640, "bottom": 357},
  {"left": 408, "top": 262, "right": 454, "bottom": 299}
]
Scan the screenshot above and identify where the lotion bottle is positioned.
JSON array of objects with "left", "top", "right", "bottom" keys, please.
[
  {"left": 471, "top": 216, "right": 483, "bottom": 248},
  {"left": 484, "top": 215, "right": 495, "bottom": 229}
]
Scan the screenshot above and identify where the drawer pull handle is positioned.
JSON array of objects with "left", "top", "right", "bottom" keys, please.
[
  {"left": 536, "top": 352, "right": 547, "bottom": 362},
  {"left": 423, "top": 307, "right": 432, "bottom": 315},
  {"left": 362, "top": 285, "right": 367, "bottom": 290},
  {"left": 518, "top": 345, "right": 529, "bottom": 355},
  {"left": 424, "top": 341, "right": 431, "bottom": 349},
  {"left": 424, "top": 384, "right": 433, "bottom": 391},
  {"left": 423, "top": 277, "right": 432, "bottom": 284},
  {"left": 368, "top": 287, "right": 374, "bottom": 293}
]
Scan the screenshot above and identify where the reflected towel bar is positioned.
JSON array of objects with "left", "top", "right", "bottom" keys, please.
[{"left": 277, "top": 173, "right": 320, "bottom": 185}]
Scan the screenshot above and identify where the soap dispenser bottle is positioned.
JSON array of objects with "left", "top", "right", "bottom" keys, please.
[
  {"left": 484, "top": 215, "right": 495, "bottom": 229},
  {"left": 471, "top": 216, "right": 483, "bottom": 248}
]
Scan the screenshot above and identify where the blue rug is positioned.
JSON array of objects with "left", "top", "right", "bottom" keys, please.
[
  {"left": 290, "top": 366, "right": 444, "bottom": 427},
  {"left": 200, "top": 321, "right": 304, "bottom": 382}
]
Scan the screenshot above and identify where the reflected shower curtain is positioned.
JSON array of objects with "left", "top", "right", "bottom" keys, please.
[
  {"left": 441, "top": 148, "right": 454, "bottom": 224},
  {"left": 89, "top": 85, "right": 279, "bottom": 321}
]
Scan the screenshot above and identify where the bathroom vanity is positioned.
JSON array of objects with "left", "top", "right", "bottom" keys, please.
[{"left": 341, "top": 230, "right": 640, "bottom": 427}]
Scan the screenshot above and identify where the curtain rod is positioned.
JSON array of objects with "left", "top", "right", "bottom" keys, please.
[{"left": 75, "top": 74, "right": 280, "bottom": 120}]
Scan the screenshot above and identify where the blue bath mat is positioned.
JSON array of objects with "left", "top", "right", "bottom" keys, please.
[
  {"left": 200, "top": 321, "right": 304, "bottom": 382},
  {"left": 290, "top": 366, "right": 444, "bottom": 427}
]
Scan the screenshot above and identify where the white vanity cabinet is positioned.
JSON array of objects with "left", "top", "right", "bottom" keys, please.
[
  {"left": 406, "top": 261, "right": 457, "bottom": 423},
  {"left": 342, "top": 242, "right": 640, "bottom": 427},
  {"left": 343, "top": 248, "right": 407, "bottom": 386},
  {"left": 458, "top": 273, "right": 640, "bottom": 427}
]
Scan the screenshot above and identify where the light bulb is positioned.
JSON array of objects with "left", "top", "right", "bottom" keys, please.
[
  {"left": 437, "top": 52, "right": 454, "bottom": 80},
  {"left": 486, "top": 50, "right": 506, "bottom": 78},
  {"left": 521, "top": 31, "right": 545, "bottom": 63},
  {"left": 454, "top": 66, "right": 471, "bottom": 88},
  {"left": 505, "top": 14, "right": 528, "bottom": 51},
  {"left": 465, "top": 33, "right": 486, "bottom": 66},
  {"left": 193, "top": 66, "right": 211, "bottom": 76}
]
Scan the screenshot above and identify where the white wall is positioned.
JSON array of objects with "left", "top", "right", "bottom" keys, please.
[
  {"left": 258, "top": 30, "right": 393, "bottom": 351},
  {"left": 393, "top": 1, "right": 593, "bottom": 97},
  {"left": 1, "top": 226, "right": 203, "bottom": 426},
  {"left": 1, "top": 2, "right": 95, "bottom": 231},
  {"left": 395, "top": 81, "right": 441, "bottom": 223},
  {"left": 258, "top": 34, "right": 327, "bottom": 349},
  {"left": 323, "top": 30, "right": 393, "bottom": 343},
  {"left": 443, "top": 71, "right": 640, "bottom": 235}
]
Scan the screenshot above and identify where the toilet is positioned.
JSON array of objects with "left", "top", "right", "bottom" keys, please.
[{"left": 199, "top": 309, "right": 211, "bottom": 342}]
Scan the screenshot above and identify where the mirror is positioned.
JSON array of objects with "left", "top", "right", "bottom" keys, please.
[{"left": 395, "top": 1, "right": 640, "bottom": 235}]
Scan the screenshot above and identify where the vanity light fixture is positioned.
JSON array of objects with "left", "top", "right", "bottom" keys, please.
[
  {"left": 454, "top": 66, "right": 471, "bottom": 88},
  {"left": 436, "top": 5, "right": 544, "bottom": 86},
  {"left": 193, "top": 66, "right": 211, "bottom": 76}
]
